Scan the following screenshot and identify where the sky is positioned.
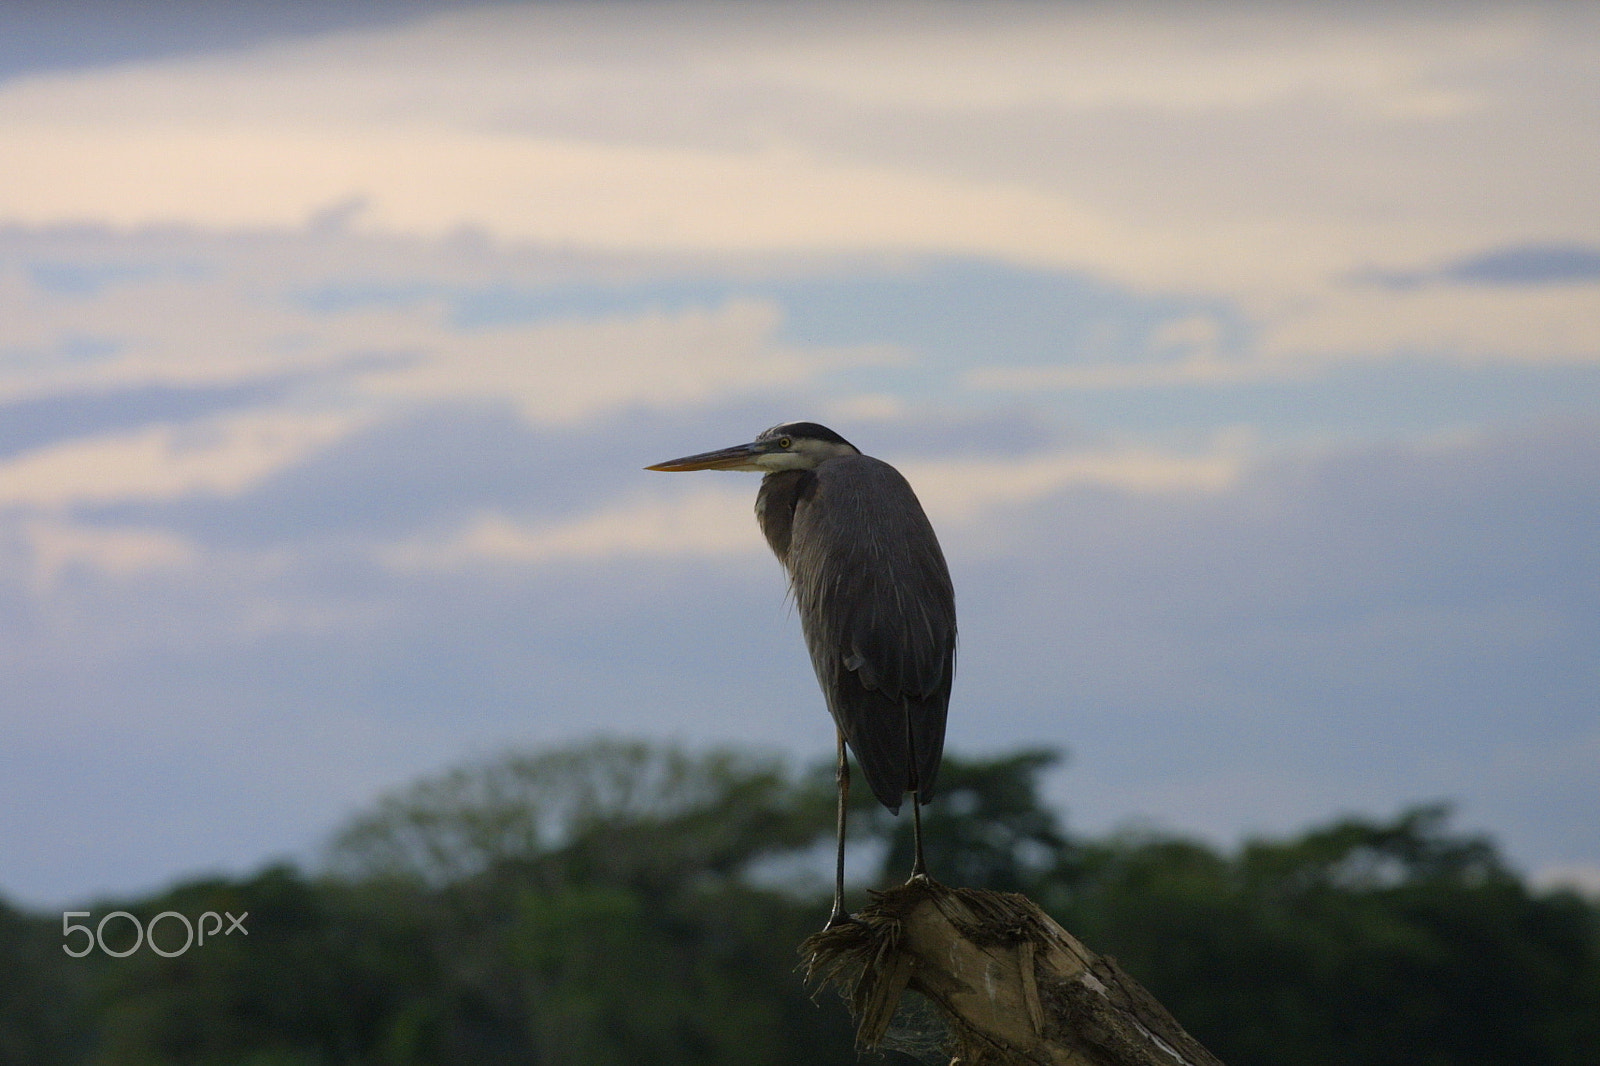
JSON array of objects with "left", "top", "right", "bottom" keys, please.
[{"left": 0, "top": 0, "right": 1596, "bottom": 908}]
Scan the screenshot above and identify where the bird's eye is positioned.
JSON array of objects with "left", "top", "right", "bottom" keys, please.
[{"left": 779, "top": 437, "right": 792, "bottom": 449}]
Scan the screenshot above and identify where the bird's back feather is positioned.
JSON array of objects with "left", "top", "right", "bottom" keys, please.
[{"left": 757, "top": 456, "right": 955, "bottom": 811}]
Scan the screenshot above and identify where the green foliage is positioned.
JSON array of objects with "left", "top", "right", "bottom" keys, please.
[
  {"left": 0, "top": 895, "right": 92, "bottom": 1065},
  {"left": 83, "top": 866, "right": 441, "bottom": 1066},
  {"left": 868, "top": 747, "right": 1069, "bottom": 892},
  {"left": 322, "top": 738, "right": 860, "bottom": 1065},
  {"left": 508, "top": 883, "right": 847, "bottom": 1066},
  {"left": 331, "top": 739, "right": 830, "bottom": 896},
  {"left": 1059, "top": 806, "right": 1600, "bottom": 1066},
  {"left": 3, "top": 740, "right": 1597, "bottom": 1065}
]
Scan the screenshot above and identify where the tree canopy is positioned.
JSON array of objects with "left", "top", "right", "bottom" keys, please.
[{"left": 3, "top": 739, "right": 1596, "bottom": 1065}]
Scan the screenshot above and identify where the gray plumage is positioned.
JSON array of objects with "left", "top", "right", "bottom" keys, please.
[
  {"left": 647, "top": 420, "right": 956, "bottom": 918},
  {"left": 756, "top": 456, "right": 954, "bottom": 812}
]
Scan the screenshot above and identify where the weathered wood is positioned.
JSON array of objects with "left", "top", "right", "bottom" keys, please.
[{"left": 802, "top": 877, "right": 1224, "bottom": 1066}]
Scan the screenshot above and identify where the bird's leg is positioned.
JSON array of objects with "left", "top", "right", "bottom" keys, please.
[
  {"left": 825, "top": 729, "right": 852, "bottom": 929},
  {"left": 909, "top": 788, "right": 927, "bottom": 880},
  {"left": 906, "top": 706, "right": 928, "bottom": 881}
]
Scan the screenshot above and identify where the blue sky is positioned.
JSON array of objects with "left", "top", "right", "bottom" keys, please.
[{"left": 0, "top": 0, "right": 1596, "bottom": 907}]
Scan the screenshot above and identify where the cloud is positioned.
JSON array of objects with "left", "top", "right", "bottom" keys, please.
[
  {"left": 376, "top": 436, "right": 1249, "bottom": 573},
  {"left": 0, "top": 250, "right": 388, "bottom": 402},
  {"left": 0, "top": 3, "right": 1596, "bottom": 906},
  {"left": 968, "top": 353, "right": 1270, "bottom": 392},
  {"left": 13, "top": 517, "right": 195, "bottom": 590},
  {"left": 1365, "top": 242, "right": 1600, "bottom": 289},
  {"left": 732, "top": 1, "right": 1521, "bottom": 116},
  {"left": 352, "top": 297, "right": 887, "bottom": 426},
  {"left": 1261, "top": 284, "right": 1600, "bottom": 366},
  {"left": 0, "top": 380, "right": 299, "bottom": 460},
  {"left": 0, "top": 0, "right": 465, "bottom": 86},
  {"left": 904, "top": 442, "right": 1246, "bottom": 525},
  {"left": 3, "top": 415, "right": 1594, "bottom": 905},
  {"left": 379, "top": 486, "right": 758, "bottom": 571},
  {"left": 0, "top": 0, "right": 1594, "bottom": 307},
  {"left": 1, "top": 227, "right": 918, "bottom": 439},
  {"left": 1448, "top": 244, "right": 1600, "bottom": 286},
  {"left": 0, "top": 408, "right": 366, "bottom": 510},
  {"left": 0, "top": 118, "right": 1125, "bottom": 269},
  {"left": 970, "top": 284, "right": 1600, "bottom": 392}
]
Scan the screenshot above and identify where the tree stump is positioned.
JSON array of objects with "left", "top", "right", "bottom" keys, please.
[{"left": 802, "top": 877, "right": 1224, "bottom": 1066}]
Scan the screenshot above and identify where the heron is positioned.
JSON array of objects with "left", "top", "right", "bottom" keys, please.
[{"left": 648, "top": 422, "right": 955, "bottom": 926}]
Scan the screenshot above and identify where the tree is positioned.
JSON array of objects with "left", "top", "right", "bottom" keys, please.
[
  {"left": 83, "top": 866, "right": 444, "bottom": 1066},
  {"left": 1059, "top": 806, "right": 1600, "bottom": 1066},
  {"left": 330, "top": 738, "right": 832, "bottom": 897},
  {"left": 325, "top": 738, "right": 862, "bottom": 1064},
  {"left": 7, "top": 741, "right": 1597, "bottom": 1065},
  {"left": 868, "top": 748, "right": 1069, "bottom": 894},
  {"left": 0, "top": 895, "right": 92, "bottom": 1065}
]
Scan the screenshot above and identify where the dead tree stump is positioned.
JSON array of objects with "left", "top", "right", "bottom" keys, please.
[{"left": 802, "top": 877, "right": 1224, "bottom": 1066}]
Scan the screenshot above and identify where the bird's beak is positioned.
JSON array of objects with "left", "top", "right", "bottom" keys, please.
[{"left": 646, "top": 440, "right": 766, "bottom": 472}]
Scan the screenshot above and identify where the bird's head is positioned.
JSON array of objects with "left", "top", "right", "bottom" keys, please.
[{"left": 646, "top": 421, "right": 860, "bottom": 474}]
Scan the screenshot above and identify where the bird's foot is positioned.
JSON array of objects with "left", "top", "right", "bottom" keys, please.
[{"left": 822, "top": 908, "right": 865, "bottom": 931}]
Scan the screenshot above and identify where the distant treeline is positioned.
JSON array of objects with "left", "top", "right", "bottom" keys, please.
[{"left": 2, "top": 740, "right": 1596, "bottom": 1065}]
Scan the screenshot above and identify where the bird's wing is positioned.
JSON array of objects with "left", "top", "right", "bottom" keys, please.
[
  {"left": 788, "top": 456, "right": 956, "bottom": 705},
  {"left": 785, "top": 455, "right": 955, "bottom": 807}
]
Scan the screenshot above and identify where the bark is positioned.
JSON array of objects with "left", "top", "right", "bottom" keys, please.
[{"left": 801, "top": 877, "right": 1224, "bottom": 1066}]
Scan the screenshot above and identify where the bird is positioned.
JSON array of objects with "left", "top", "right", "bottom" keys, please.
[{"left": 648, "top": 421, "right": 955, "bottom": 926}]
